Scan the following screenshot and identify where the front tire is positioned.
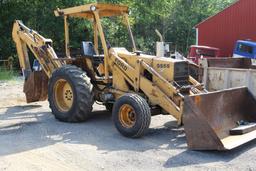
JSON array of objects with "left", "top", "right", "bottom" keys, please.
[
  {"left": 113, "top": 94, "right": 151, "bottom": 138},
  {"left": 48, "top": 65, "right": 94, "bottom": 122}
]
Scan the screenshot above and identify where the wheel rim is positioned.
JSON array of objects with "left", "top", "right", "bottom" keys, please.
[
  {"left": 54, "top": 79, "right": 73, "bottom": 112},
  {"left": 119, "top": 104, "right": 136, "bottom": 128}
]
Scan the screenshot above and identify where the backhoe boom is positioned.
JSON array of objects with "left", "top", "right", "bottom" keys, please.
[{"left": 12, "top": 20, "right": 62, "bottom": 78}]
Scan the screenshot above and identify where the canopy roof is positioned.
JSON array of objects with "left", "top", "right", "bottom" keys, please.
[{"left": 54, "top": 3, "right": 129, "bottom": 19}]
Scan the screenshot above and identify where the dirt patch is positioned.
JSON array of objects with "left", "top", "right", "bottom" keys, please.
[{"left": 0, "top": 78, "right": 256, "bottom": 170}]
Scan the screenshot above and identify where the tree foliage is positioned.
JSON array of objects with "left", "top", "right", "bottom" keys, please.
[{"left": 0, "top": 0, "right": 235, "bottom": 62}]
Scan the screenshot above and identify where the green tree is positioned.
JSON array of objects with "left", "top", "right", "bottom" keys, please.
[{"left": 0, "top": 0, "right": 235, "bottom": 66}]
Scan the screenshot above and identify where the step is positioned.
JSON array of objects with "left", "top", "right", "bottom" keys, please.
[{"left": 230, "top": 123, "right": 256, "bottom": 135}]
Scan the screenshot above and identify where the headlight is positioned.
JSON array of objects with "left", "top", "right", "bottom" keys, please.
[{"left": 90, "top": 5, "right": 96, "bottom": 11}]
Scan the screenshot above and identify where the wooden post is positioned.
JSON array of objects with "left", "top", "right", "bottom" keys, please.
[{"left": 8, "top": 57, "right": 14, "bottom": 70}]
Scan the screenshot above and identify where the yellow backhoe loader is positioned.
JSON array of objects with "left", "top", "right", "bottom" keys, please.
[{"left": 12, "top": 3, "right": 256, "bottom": 150}]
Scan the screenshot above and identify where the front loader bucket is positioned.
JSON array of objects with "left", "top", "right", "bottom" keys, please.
[
  {"left": 183, "top": 87, "right": 256, "bottom": 150},
  {"left": 23, "top": 71, "right": 48, "bottom": 103}
]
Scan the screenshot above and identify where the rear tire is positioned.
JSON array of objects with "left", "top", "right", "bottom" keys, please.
[
  {"left": 113, "top": 94, "right": 151, "bottom": 138},
  {"left": 48, "top": 65, "right": 94, "bottom": 122}
]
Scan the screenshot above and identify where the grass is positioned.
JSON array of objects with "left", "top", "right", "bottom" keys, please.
[{"left": 0, "top": 67, "right": 17, "bottom": 80}]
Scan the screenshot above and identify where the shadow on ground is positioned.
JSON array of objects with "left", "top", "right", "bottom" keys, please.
[
  {"left": 163, "top": 139, "right": 256, "bottom": 168},
  {"left": 0, "top": 104, "right": 255, "bottom": 167}
]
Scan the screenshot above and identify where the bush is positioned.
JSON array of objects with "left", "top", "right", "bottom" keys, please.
[{"left": 0, "top": 67, "right": 17, "bottom": 80}]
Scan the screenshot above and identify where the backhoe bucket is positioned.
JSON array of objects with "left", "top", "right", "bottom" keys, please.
[
  {"left": 23, "top": 71, "right": 48, "bottom": 103},
  {"left": 183, "top": 87, "right": 256, "bottom": 150}
]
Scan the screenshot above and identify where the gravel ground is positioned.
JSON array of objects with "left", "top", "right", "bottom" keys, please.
[{"left": 0, "top": 78, "right": 256, "bottom": 171}]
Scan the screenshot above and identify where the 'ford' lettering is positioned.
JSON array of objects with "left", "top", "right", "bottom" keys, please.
[{"left": 115, "top": 58, "right": 128, "bottom": 71}]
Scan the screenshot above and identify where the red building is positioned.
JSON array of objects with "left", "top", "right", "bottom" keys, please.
[{"left": 195, "top": 0, "right": 256, "bottom": 56}]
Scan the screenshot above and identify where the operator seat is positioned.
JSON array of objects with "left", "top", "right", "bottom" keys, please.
[
  {"left": 81, "top": 41, "right": 96, "bottom": 56},
  {"left": 81, "top": 41, "right": 105, "bottom": 77}
]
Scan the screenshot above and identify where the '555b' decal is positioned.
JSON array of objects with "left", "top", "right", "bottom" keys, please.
[{"left": 157, "top": 64, "right": 170, "bottom": 68}]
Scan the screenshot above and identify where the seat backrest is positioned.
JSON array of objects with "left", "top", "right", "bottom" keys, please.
[{"left": 81, "top": 41, "right": 96, "bottom": 56}]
